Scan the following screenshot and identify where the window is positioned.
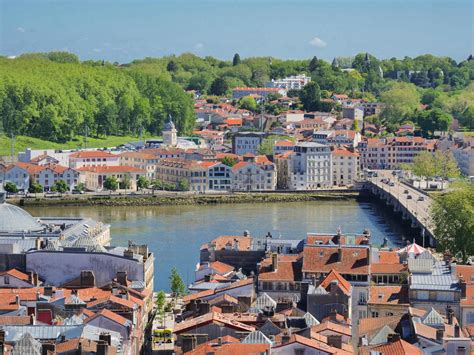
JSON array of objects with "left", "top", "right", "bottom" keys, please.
[
  {"left": 4, "top": 276, "right": 9, "bottom": 284},
  {"left": 467, "top": 312, "right": 474, "bottom": 324},
  {"left": 372, "top": 311, "right": 379, "bottom": 318}
]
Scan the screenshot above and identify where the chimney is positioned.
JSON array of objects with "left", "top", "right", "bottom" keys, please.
[
  {"left": 455, "top": 324, "right": 460, "bottom": 338},
  {"left": 272, "top": 253, "right": 278, "bottom": 272},
  {"left": 446, "top": 305, "right": 454, "bottom": 325},
  {"left": 99, "top": 333, "right": 112, "bottom": 345},
  {"left": 123, "top": 249, "right": 134, "bottom": 259},
  {"left": 337, "top": 247, "right": 343, "bottom": 262},
  {"left": 28, "top": 271, "right": 34, "bottom": 283},
  {"left": 15, "top": 295, "right": 20, "bottom": 305},
  {"left": 233, "top": 239, "right": 240, "bottom": 251},
  {"left": 97, "top": 340, "right": 108, "bottom": 355},
  {"left": 243, "top": 230, "right": 249, "bottom": 237},
  {"left": 35, "top": 237, "right": 42, "bottom": 250},
  {"left": 204, "top": 274, "right": 211, "bottom": 282},
  {"left": 217, "top": 337, "right": 222, "bottom": 346},
  {"left": 76, "top": 340, "right": 82, "bottom": 355},
  {"left": 387, "top": 333, "right": 400, "bottom": 343},
  {"left": 436, "top": 329, "right": 444, "bottom": 341},
  {"left": 116, "top": 271, "right": 128, "bottom": 286},
  {"left": 30, "top": 314, "right": 36, "bottom": 325}
]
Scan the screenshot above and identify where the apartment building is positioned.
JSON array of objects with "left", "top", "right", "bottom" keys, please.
[
  {"left": 119, "top": 152, "right": 159, "bottom": 180},
  {"left": 266, "top": 74, "right": 311, "bottom": 91},
  {"left": 78, "top": 165, "right": 146, "bottom": 191},
  {"left": 231, "top": 155, "right": 276, "bottom": 191},
  {"left": 232, "top": 132, "right": 267, "bottom": 155},
  {"left": 69, "top": 151, "right": 120, "bottom": 169},
  {"left": 288, "top": 142, "right": 332, "bottom": 190},
  {"left": 331, "top": 147, "right": 360, "bottom": 187}
]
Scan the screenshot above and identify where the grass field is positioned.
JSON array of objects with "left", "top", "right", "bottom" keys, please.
[{"left": 0, "top": 134, "right": 160, "bottom": 157}]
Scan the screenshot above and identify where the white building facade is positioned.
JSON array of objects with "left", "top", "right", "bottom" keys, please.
[{"left": 289, "top": 142, "right": 332, "bottom": 190}]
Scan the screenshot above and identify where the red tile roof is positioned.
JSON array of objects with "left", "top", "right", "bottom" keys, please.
[
  {"left": 0, "top": 269, "right": 31, "bottom": 282},
  {"left": 311, "top": 321, "right": 352, "bottom": 337},
  {"left": 368, "top": 285, "right": 409, "bottom": 305},
  {"left": 319, "top": 270, "right": 351, "bottom": 295},
  {"left": 174, "top": 312, "right": 255, "bottom": 333},
  {"left": 302, "top": 246, "right": 370, "bottom": 275},
  {"left": 69, "top": 151, "right": 117, "bottom": 159},
  {"left": 78, "top": 165, "right": 145, "bottom": 173},
  {"left": 86, "top": 309, "right": 130, "bottom": 327},
  {"left": 187, "top": 335, "right": 268, "bottom": 355},
  {"left": 259, "top": 255, "right": 302, "bottom": 282},
  {"left": 370, "top": 339, "right": 422, "bottom": 355}
]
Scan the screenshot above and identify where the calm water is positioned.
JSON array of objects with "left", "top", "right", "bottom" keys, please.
[{"left": 26, "top": 200, "right": 410, "bottom": 290}]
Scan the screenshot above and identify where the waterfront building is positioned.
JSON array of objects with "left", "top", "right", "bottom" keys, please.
[
  {"left": 0, "top": 164, "right": 30, "bottom": 191},
  {"left": 274, "top": 151, "right": 292, "bottom": 189},
  {"left": 155, "top": 158, "right": 232, "bottom": 192},
  {"left": 272, "top": 139, "right": 295, "bottom": 156},
  {"left": 331, "top": 147, "right": 360, "bottom": 187},
  {"left": 288, "top": 142, "right": 332, "bottom": 190},
  {"left": 16, "top": 162, "right": 79, "bottom": 192},
  {"left": 68, "top": 151, "right": 120, "bottom": 169},
  {"left": 78, "top": 165, "right": 146, "bottom": 191},
  {"left": 231, "top": 155, "right": 276, "bottom": 191},
  {"left": 266, "top": 74, "right": 311, "bottom": 91},
  {"left": 119, "top": 151, "right": 159, "bottom": 180}
]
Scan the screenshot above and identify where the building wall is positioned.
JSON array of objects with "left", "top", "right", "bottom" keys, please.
[
  {"left": 332, "top": 154, "right": 359, "bottom": 186},
  {"left": 232, "top": 134, "right": 265, "bottom": 155},
  {"left": 26, "top": 251, "right": 146, "bottom": 286},
  {"left": 289, "top": 144, "right": 332, "bottom": 190},
  {"left": 69, "top": 156, "right": 120, "bottom": 169},
  {"left": 2, "top": 166, "right": 30, "bottom": 191},
  {"left": 232, "top": 164, "right": 276, "bottom": 191}
]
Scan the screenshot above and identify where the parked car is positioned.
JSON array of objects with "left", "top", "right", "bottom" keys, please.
[
  {"left": 403, "top": 189, "right": 409, "bottom": 194},
  {"left": 389, "top": 182, "right": 395, "bottom": 187},
  {"left": 418, "top": 196, "right": 425, "bottom": 201},
  {"left": 407, "top": 195, "right": 413, "bottom": 199}
]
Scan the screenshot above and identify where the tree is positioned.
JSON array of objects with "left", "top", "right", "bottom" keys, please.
[
  {"left": 379, "top": 82, "right": 420, "bottom": 129},
  {"left": 28, "top": 181, "right": 43, "bottom": 196},
  {"left": 155, "top": 290, "right": 167, "bottom": 327},
  {"left": 137, "top": 176, "right": 150, "bottom": 190},
  {"left": 411, "top": 151, "right": 436, "bottom": 183},
  {"left": 169, "top": 267, "right": 187, "bottom": 299},
  {"left": 299, "top": 82, "right": 321, "bottom": 111},
  {"left": 103, "top": 176, "right": 118, "bottom": 192},
  {"left": 352, "top": 119, "right": 360, "bottom": 132},
  {"left": 221, "top": 156, "right": 237, "bottom": 167},
  {"left": 74, "top": 182, "right": 86, "bottom": 192},
  {"left": 416, "top": 108, "right": 452, "bottom": 137},
  {"left": 120, "top": 174, "right": 131, "bottom": 190},
  {"left": 431, "top": 183, "right": 474, "bottom": 263},
  {"left": 167, "top": 60, "right": 177, "bottom": 72},
  {"left": 51, "top": 180, "right": 68, "bottom": 194},
  {"left": 176, "top": 178, "right": 189, "bottom": 191},
  {"left": 433, "top": 151, "right": 459, "bottom": 180},
  {"left": 4, "top": 182, "right": 18, "bottom": 194},
  {"left": 308, "top": 56, "right": 320, "bottom": 72},
  {"left": 209, "top": 78, "right": 228, "bottom": 96},
  {"left": 232, "top": 53, "right": 241, "bottom": 66},
  {"left": 239, "top": 96, "right": 257, "bottom": 111}
]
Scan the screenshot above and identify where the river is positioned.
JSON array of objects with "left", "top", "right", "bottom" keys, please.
[{"left": 26, "top": 200, "right": 411, "bottom": 290}]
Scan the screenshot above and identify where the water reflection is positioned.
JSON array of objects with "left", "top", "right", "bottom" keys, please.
[{"left": 26, "top": 200, "right": 411, "bottom": 290}]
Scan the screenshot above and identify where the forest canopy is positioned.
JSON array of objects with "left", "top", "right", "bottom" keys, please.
[{"left": 0, "top": 52, "right": 473, "bottom": 142}]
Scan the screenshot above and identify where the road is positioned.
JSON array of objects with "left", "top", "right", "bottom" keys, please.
[{"left": 370, "top": 170, "right": 434, "bottom": 236}]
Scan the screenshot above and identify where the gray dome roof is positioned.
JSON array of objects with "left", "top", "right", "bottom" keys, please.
[
  {"left": 164, "top": 115, "right": 176, "bottom": 131},
  {"left": 0, "top": 200, "right": 44, "bottom": 233}
]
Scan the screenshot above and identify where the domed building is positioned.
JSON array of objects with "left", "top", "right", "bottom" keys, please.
[{"left": 0, "top": 191, "right": 44, "bottom": 234}]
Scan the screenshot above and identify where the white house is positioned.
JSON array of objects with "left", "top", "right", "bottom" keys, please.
[{"left": 289, "top": 142, "right": 332, "bottom": 190}]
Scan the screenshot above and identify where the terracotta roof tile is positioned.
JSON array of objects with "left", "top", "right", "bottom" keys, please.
[
  {"left": 302, "top": 246, "right": 370, "bottom": 275},
  {"left": 319, "top": 270, "right": 352, "bottom": 296}
]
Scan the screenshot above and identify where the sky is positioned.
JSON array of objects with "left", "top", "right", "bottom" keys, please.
[{"left": 0, "top": 0, "right": 472, "bottom": 63}]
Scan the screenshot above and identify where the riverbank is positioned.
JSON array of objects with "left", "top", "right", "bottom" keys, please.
[{"left": 11, "top": 190, "right": 361, "bottom": 208}]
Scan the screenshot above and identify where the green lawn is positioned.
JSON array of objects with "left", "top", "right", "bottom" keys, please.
[{"left": 0, "top": 134, "right": 161, "bottom": 157}]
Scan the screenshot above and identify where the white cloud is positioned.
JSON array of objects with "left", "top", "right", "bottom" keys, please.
[
  {"left": 194, "top": 42, "right": 204, "bottom": 50},
  {"left": 17, "top": 27, "right": 26, "bottom": 33},
  {"left": 309, "top": 37, "right": 327, "bottom": 48}
]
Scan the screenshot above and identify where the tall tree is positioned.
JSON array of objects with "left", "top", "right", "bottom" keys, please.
[
  {"left": 209, "top": 77, "right": 229, "bottom": 96},
  {"left": 431, "top": 183, "right": 474, "bottom": 263},
  {"left": 299, "top": 82, "right": 321, "bottom": 111},
  {"left": 169, "top": 267, "right": 187, "bottom": 299},
  {"left": 232, "top": 53, "right": 241, "bottom": 66}
]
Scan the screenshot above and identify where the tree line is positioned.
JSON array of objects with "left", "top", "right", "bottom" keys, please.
[{"left": 0, "top": 53, "right": 196, "bottom": 143}]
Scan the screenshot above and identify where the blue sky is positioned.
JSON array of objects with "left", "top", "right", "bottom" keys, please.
[{"left": 0, "top": 0, "right": 472, "bottom": 63}]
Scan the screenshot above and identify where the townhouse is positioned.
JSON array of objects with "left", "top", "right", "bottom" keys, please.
[
  {"left": 231, "top": 132, "right": 267, "bottom": 155},
  {"left": 0, "top": 164, "right": 30, "bottom": 191},
  {"left": 231, "top": 155, "right": 276, "bottom": 191},
  {"left": 331, "top": 147, "right": 360, "bottom": 187},
  {"left": 15, "top": 162, "right": 80, "bottom": 192}
]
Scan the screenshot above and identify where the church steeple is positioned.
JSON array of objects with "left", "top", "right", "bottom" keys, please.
[
  {"left": 331, "top": 57, "right": 339, "bottom": 69},
  {"left": 163, "top": 114, "right": 177, "bottom": 147}
]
